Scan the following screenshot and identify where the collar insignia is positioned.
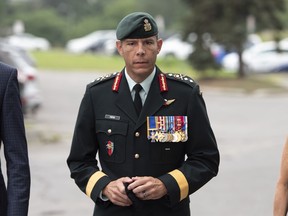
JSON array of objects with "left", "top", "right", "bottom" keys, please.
[
  {"left": 112, "top": 72, "right": 122, "bottom": 92},
  {"left": 158, "top": 73, "right": 168, "bottom": 92}
]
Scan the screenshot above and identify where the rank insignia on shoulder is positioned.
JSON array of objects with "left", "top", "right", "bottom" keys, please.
[
  {"left": 147, "top": 116, "right": 188, "bottom": 142},
  {"left": 166, "top": 73, "right": 195, "bottom": 87},
  {"left": 90, "top": 72, "right": 119, "bottom": 87}
]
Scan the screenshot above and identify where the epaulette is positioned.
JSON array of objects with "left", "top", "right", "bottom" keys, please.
[
  {"left": 165, "top": 73, "right": 196, "bottom": 87},
  {"left": 165, "top": 73, "right": 202, "bottom": 95},
  {"left": 88, "top": 72, "right": 119, "bottom": 88}
]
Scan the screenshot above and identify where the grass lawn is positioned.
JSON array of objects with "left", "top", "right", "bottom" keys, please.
[
  {"left": 31, "top": 49, "right": 195, "bottom": 74},
  {"left": 31, "top": 49, "right": 288, "bottom": 93}
]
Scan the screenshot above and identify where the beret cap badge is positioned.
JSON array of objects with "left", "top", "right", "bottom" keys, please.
[
  {"left": 144, "top": 19, "right": 152, "bottom": 32},
  {"left": 116, "top": 12, "right": 158, "bottom": 40}
]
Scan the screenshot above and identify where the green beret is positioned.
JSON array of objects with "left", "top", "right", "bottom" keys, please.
[{"left": 116, "top": 12, "right": 158, "bottom": 40}]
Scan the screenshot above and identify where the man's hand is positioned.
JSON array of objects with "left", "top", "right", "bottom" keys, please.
[
  {"left": 128, "top": 176, "right": 168, "bottom": 200},
  {"left": 102, "top": 177, "right": 133, "bottom": 206}
]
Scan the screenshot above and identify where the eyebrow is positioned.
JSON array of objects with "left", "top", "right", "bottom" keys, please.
[
  {"left": 124, "top": 38, "right": 156, "bottom": 43},
  {"left": 122, "top": 36, "right": 157, "bottom": 42}
]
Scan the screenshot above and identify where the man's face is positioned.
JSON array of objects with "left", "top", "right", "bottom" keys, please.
[{"left": 116, "top": 36, "right": 163, "bottom": 83}]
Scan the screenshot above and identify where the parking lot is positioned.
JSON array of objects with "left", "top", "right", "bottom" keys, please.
[{"left": 24, "top": 70, "right": 288, "bottom": 216}]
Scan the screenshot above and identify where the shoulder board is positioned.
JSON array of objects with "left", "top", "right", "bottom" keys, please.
[
  {"left": 88, "top": 72, "right": 119, "bottom": 87},
  {"left": 165, "top": 73, "right": 196, "bottom": 87}
]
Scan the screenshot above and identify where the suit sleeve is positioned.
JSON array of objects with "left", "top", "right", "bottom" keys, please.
[
  {"left": 1, "top": 69, "right": 31, "bottom": 216},
  {"left": 67, "top": 86, "right": 111, "bottom": 204},
  {"left": 158, "top": 84, "right": 220, "bottom": 206}
]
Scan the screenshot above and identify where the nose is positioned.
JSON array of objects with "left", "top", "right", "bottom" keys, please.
[{"left": 136, "top": 43, "right": 145, "bottom": 56}]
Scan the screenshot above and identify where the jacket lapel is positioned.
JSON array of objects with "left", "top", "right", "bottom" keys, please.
[
  {"left": 115, "top": 73, "right": 138, "bottom": 123},
  {"left": 114, "top": 69, "right": 166, "bottom": 128},
  {"left": 136, "top": 70, "right": 165, "bottom": 129}
]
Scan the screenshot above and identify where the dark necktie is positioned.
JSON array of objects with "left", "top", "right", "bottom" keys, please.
[{"left": 133, "top": 84, "right": 142, "bottom": 116}]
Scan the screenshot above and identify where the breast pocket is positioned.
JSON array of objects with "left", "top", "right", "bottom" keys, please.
[
  {"left": 96, "top": 119, "right": 128, "bottom": 163},
  {"left": 150, "top": 143, "right": 185, "bottom": 164}
]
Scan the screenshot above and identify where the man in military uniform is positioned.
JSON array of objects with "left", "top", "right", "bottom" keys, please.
[{"left": 67, "top": 12, "right": 220, "bottom": 216}]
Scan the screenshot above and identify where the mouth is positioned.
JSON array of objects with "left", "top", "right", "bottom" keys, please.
[
  {"left": 134, "top": 61, "right": 148, "bottom": 65},
  {"left": 134, "top": 62, "right": 148, "bottom": 68}
]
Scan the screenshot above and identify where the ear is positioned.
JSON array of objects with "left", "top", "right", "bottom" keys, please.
[
  {"left": 116, "top": 40, "right": 123, "bottom": 56},
  {"left": 157, "top": 38, "right": 163, "bottom": 54}
]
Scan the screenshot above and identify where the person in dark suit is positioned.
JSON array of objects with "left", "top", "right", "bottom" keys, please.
[
  {"left": 0, "top": 62, "right": 31, "bottom": 216},
  {"left": 67, "top": 12, "right": 220, "bottom": 216}
]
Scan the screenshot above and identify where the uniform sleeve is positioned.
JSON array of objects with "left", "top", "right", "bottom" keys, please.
[
  {"left": 67, "top": 86, "right": 111, "bottom": 204},
  {"left": 158, "top": 84, "right": 220, "bottom": 206},
  {"left": 2, "top": 69, "right": 31, "bottom": 216}
]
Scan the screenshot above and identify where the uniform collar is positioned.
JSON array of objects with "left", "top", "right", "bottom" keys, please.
[{"left": 125, "top": 67, "right": 156, "bottom": 95}]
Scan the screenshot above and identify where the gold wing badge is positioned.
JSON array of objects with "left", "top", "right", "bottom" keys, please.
[{"left": 164, "top": 99, "right": 175, "bottom": 106}]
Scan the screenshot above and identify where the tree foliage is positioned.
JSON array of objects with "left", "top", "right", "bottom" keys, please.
[
  {"left": 182, "top": 0, "right": 286, "bottom": 77},
  {"left": 0, "top": 0, "right": 188, "bottom": 45},
  {"left": 1, "top": 0, "right": 288, "bottom": 75}
]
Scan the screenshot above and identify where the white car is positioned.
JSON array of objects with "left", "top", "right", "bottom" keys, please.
[
  {"left": 222, "top": 40, "right": 288, "bottom": 73},
  {"left": 158, "top": 34, "right": 194, "bottom": 60},
  {"left": 66, "top": 30, "right": 116, "bottom": 54},
  {"left": 0, "top": 42, "right": 42, "bottom": 114},
  {"left": 6, "top": 33, "right": 51, "bottom": 51}
]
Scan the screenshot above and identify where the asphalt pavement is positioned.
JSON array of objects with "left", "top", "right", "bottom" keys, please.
[{"left": 22, "top": 70, "right": 288, "bottom": 216}]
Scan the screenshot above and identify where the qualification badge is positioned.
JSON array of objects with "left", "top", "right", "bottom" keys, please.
[
  {"left": 147, "top": 116, "right": 188, "bottom": 142},
  {"left": 106, "top": 141, "right": 114, "bottom": 156}
]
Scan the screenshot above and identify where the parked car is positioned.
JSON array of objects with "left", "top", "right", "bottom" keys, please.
[
  {"left": 210, "top": 43, "right": 228, "bottom": 64},
  {"left": 158, "top": 34, "right": 194, "bottom": 60},
  {"left": 222, "top": 40, "right": 288, "bottom": 73},
  {"left": 5, "top": 33, "right": 51, "bottom": 51},
  {"left": 0, "top": 42, "right": 42, "bottom": 114},
  {"left": 66, "top": 30, "right": 116, "bottom": 54}
]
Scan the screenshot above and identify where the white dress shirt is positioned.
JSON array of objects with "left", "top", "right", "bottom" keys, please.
[{"left": 125, "top": 67, "right": 156, "bottom": 105}]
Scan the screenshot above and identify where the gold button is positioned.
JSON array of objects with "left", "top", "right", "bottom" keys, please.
[
  {"left": 107, "top": 129, "right": 112, "bottom": 134},
  {"left": 134, "top": 154, "right": 140, "bottom": 159},
  {"left": 135, "top": 132, "right": 140, "bottom": 137}
]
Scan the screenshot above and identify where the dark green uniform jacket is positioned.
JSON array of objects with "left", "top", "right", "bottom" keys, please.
[{"left": 67, "top": 67, "right": 220, "bottom": 216}]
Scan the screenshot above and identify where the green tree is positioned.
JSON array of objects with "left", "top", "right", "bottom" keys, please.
[
  {"left": 138, "top": 0, "right": 189, "bottom": 33},
  {"left": 1, "top": 0, "right": 191, "bottom": 46},
  {"left": 41, "top": 0, "right": 188, "bottom": 33},
  {"left": 182, "top": 0, "right": 286, "bottom": 77},
  {"left": 0, "top": 1, "right": 5, "bottom": 34},
  {"left": 19, "top": 9, "right": 68, "bottom": 46},
  {"left": 40, "top": 0, "right": 139, "bottom": 39}
]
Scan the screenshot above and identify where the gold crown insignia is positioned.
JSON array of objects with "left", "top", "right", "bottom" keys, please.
[{"left": 144, "top": 19, "right": 152, "bottom": 32}]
